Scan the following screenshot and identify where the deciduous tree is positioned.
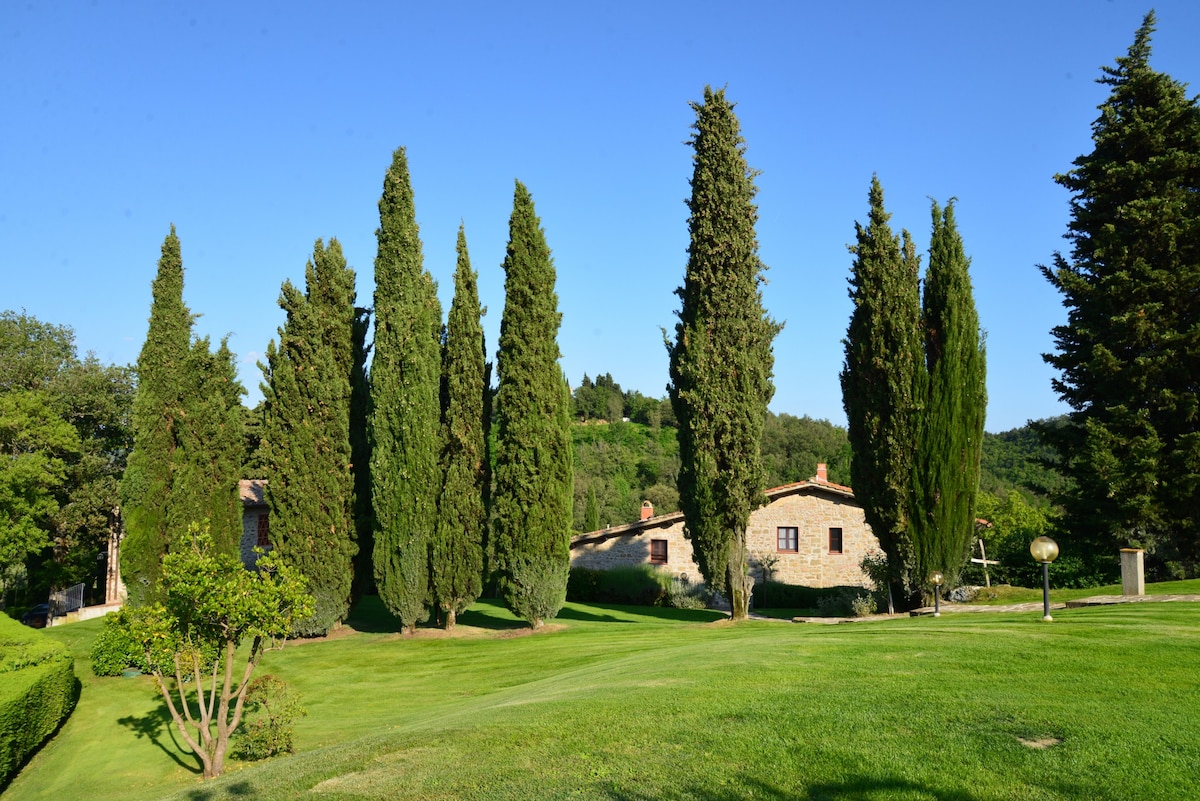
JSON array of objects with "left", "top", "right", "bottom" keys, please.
[
  {"left": 667, "top": 87, "right": 780, "bottom": 621},
  {"left": 124, "top": 524, "right": 313, "bottom": 780}
]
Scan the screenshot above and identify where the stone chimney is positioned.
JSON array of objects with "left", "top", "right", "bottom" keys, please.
[
  {"left": 640, "top": 500, "right": 654, "bottom": 520},
  {"left": 816, "top": 463, "right": 828, "bottom": 483}
]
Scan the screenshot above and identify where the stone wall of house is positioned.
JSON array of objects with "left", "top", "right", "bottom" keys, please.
[
  {"left": 570, "top": 518, "right": 699, "bottom": 580},
  {"left": 570, "top": 486, "right": 881, "bottom": 590},
  {"left": 240, "top": 508, "right": 268, "bottom": 569},
  {"left": 746, "top": 491, "right": 877, "bottom": 587}
]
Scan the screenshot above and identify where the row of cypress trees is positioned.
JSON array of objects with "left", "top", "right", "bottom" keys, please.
[
  {"left": 841, "top": 177, "right": 987, "bottom": 608},
  {"left": 120, "top": 148, "right": 573, "bottom": 634}
]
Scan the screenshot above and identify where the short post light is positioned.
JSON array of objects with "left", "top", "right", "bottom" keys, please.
[
  {"left": 1030, "top": 536, "right": 1059, "bottom": 622},
  {"left": 929, "top": 571, "right": 944, "bottom": 617}
]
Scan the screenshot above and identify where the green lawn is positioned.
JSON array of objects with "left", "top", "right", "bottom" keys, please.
[{"left": 7, "top": 592, "right": 1200, "bottom": 801}]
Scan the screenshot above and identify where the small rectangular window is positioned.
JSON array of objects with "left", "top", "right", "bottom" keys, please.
[
  {"left": 777, "top": 527, "right": 798, "bottom": 553},
  {"left": 256, "top": 513, "right": 270, "bottom": 548},
  {"left": 829, "top": 527, "right": 843, "bottom": 554},
  {"left": 650, "top": 539, "right": 668, "bottom": 564}
]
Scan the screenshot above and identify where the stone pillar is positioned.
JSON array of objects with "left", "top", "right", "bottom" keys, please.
[{"left": 1120, "top": 548, "right": 1145, "bottom": 597}]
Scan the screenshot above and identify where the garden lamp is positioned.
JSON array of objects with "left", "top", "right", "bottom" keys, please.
[
  {"left": 929, "top": 571, "right": 944, "bottom": 617},
  {"left": 1030, "top": 536, "right": 1059, "bottom": 621}
]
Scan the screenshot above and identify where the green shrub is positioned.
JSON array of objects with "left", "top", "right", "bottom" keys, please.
[
  {"left": 567, "top": 565, "right": 666, "bottom": 606},
  {"left": 89, "top": 608, "right": 149, "bottom": 677},
  {"left": 508, "top": 557, "right": 569, "bottom": 626},
  {"left": 0, "top": 616, "right": 77, "bottom": 789},
  {"left": 664, "top": 577, "right": 711, "bottom": 610},
  {"left": 233, "top": 675, "right": 306, "bottom": 761}
]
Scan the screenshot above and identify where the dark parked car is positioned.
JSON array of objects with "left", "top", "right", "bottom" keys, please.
[{"left": 21, "top": 604, "right": 50, "bottom": 628}]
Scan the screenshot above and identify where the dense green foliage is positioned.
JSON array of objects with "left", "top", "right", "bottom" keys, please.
[
  {"left": 571, "top": 419, "right": 679, "bottom": 531},
  {"left": 0, "top": 312, "right": 134, "bottom": 609},
  {"left": 491, "top": 181, "right": 573, "bottom": 628},
  {"left": 762, "top": 412, "right": 851, "bottom": 486},
  {"left": 231, "top": 674, "right": 306, "bottom": 761},
  {"left": 841, "top": 177, "right": 925, "bottom": 601},
  {"left": 261, "top": 239, "right": 359, "bottom": 636},
  {"left": 121, "top": 524, "right": 314, "bottom": 779},
  {"left": 349, "top": 306, "right": 373, "bottom": 601},
  {"left": 667, "top": 87, "right": 780, "bottom": 620},
  {"left": 369, "top": 148, "right": 444, "bottom": 633},
  {"left": 0, "top": 614, "right": 76, "bottom": 790},
  {"left": 431, "top": 226, "right": 487, "bottom": 628},
  {"left": 88, "top": 606, "right": 148, "bottom": 676},
  {"left": 1040, "top": 12, "right": 1200, "bottom": 580},
  {"left": 913, "top": 200, "right": 987, "bottom": 592},
  {"left": 121, "top": 228, "right": 245, "bottom": 605}
]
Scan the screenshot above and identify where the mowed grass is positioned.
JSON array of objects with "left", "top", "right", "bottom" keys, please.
[{"left": 7, "top": 594, "right": 1200, "bottom": 801}]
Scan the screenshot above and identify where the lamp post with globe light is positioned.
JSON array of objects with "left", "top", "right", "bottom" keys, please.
[
  {"left": 929, "top": 571, "right": 944, "bottom": 617},
  {"left": 1030, "top": 536, "right": 1059, "bottom": 621}
]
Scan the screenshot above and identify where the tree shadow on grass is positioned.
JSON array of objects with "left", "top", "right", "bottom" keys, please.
[
  {"left": 554, "top": 605, "right": 634, "bottom": 623},
  {"left": 603, "top": 773, "right": 983, "bottom": 801},
  {"left": 117, "top": 698, "right": 202, "bottom": 774},
  {"left": 183, "top": 780, "right": 254, "bottom": 799}
]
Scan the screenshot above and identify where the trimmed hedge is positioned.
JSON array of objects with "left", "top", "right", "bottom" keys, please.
[
  {"left": 567, "top": 565, "right": 669, "bottom": 606},
  {"left": 0, "top": 616, "right": 77, "bottom": 790},
  {"left": 751, "top": 581, "right": 866, "bottom": 611}
]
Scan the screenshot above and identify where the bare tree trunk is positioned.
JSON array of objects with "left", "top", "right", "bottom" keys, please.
[{"left": 726, "top": 527, "right": 752, "bottom": 621}]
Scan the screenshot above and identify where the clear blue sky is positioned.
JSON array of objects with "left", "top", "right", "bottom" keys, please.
[{"left": 4, "top": 1, "right": 1199, "bottom": 433}]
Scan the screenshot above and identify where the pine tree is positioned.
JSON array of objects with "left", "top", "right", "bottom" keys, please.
[
  {"left": 666, "top": 87, "right": 780, "bottom": 621},
  {"left": 840, "top": 176, "right": 926, "bottom": 602},
  {"left": 1040, "top": 11, "right": 1200, "bottom": 576},
  {"left": 261, "top": 239, "right": 358, "bottom": 635},
  {"left": 120, "top": 227, "right": 196, "bottom": 605},
  {"left": 370, "top": 148, "right": 443, "bottom": 632},
  {"left": 431, "top": 225, "right": 487, "bottom": 629},
  {"left": 492, "top": 181, "right": 573, "bottom": 628},
  {"left": 914, "top": 200, "right": 987, "bottom": 592}
]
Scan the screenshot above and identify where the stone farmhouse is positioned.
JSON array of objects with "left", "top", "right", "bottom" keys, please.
[
  {"left": 239, "top": 479, "right": 272, "bottom": 568},
  {"left": 570, "top": 465, "right": 880, "bottom": 589}
]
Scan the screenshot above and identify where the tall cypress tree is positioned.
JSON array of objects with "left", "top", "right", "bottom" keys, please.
[
  {"left": 841, "top": 176, "right": 926, "bottom": 602},
  {"left": 432, "top": 225, "right": 487, "bottom": 629},
  {"left": 1040, "top": 11, "right": 1200, "bottom": 576},
  {"left": 914, "top": 200, "right": 987, "bottom": 593},
  {"left": 121, "top": 227, "right": 244, "bottom": 604},
  {"left": 492, "top": 181, "right": 573, "bottom": 628},
  {"left": 370, "top": 148, "right": 443, "bottom": 633},
  {"left": 121, "top": 227, "right": 193, "bottom": 604},
  {"left": 666, "top": 87, "right": 780, "bottom": 621},
  {"left": 261, "top": 239, "right": 358, "bottom": 635}
]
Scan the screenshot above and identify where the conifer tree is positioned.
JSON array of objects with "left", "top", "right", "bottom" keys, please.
[
  {"left": 492, "top": 181, "right": 573, "bottom": 628},
  {"left": 121, "top": 227, "right": 244, "bottom": 604},
  {"left": 431, "top": 226, "right": 487, "bottom": 629},
  {"left": 370, "top": 148, "right": 443, "bottom": 632},
  {"left": 914, "top": 200, "right": 987, "bottom": 592},
  {"left": 261, "top": 239, "right": 358, "bottom": 635},
  {"left": 1041, "top": 11, "right": 1200, "bottom": 575},
  {"left": 667, "top": 87, "right": 780, "bottom": 621},
  {"left": 841, "top": 176, "right": 926, "bottom": 601},
  {"left": 121, "top": 227, "right": 193, "bottom": 604}
]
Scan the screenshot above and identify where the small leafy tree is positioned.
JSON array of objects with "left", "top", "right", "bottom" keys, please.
[{"left": 124, "top": 523, "right": 314, "bottom": 780}]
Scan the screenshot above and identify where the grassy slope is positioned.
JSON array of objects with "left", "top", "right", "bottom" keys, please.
[{"left": 8, "top": 594, "right": 1200, "bottom": 801}]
